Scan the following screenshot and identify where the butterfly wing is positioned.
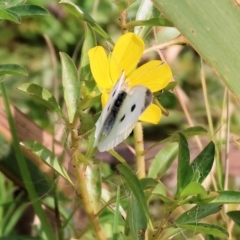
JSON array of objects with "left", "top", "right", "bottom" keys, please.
[
  {"left": 97, "top": 85, "right": 153, "bottom": 152},
  {"left": 94, "top": 71, "right": 126, "bottom": 146}
]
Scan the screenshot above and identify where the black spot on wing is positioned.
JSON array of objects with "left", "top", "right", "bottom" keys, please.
[
  {"left": 112, "top": 90, "right": 116, "bottom": 97},
  {"left": 131, "top": 104, "right": 136, "bottom": 112},
  {"left": 144, "top": 89, "right": 153, "bottom": 108},
  {"left": 113, "top": 91, "right": 127, "bottom": 108},
  {"left": 120, "top": 115, "right": 125, "bottom": 122}
]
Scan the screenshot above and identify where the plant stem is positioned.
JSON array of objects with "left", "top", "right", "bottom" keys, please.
[
  {"left": 70, "top": 117, "right": 106, "bottom": 240},
  {"left": 134, "top": 122, "right": 145, "bottom": 179},
  {"left": 120, "top": 10, "right": 128, "bottom": 34}
]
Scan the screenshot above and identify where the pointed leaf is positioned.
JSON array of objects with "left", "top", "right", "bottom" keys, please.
[
  {"left": 17, "top": 83, "right": 64, "bottom": 119},
  {"left": 7, "top": 4, "right": 49, "bottom": 16},
  {"left": 190, "top": 141, "right": 215, "bottom": 183},
  {"left": 0, "top": 8, "right": 20, "bottom": 23},
  {"left": 152, "top": 0, "right": 240, "bottom": 98},
  {"left": 177, "top": 223, "right": 228, "bottom": 238},
  {"left": 134, "top": 0, "right": 158, "bottom": 38},
  {"left": 127, "top": 193, "right": 147, "bottom": 240},
  {"left": 117, "top": 165, "right": 150, "bottom": 221},
  {"left": 175, "top": 204, "right": 222, "bottom": 224},
  {"left": 227, "top": 211, "right": 240, "bottom": 227},
  {"left": 60, "top": 52, "right": 80, "bottom": 124},
  {"left": 180, "top": 182, "right": 207, "bottom": 198},
  {"left": 0, "top": 64, "right": 27, "bottom": 76},
  {"left": 20, "top": 141, "right": 73, "bottom": 186},
  {"left": 113, "top": 187, "right": 121, "bottom": 240},
  {"left": 59, "top": 0, "right": 113, "bottom": 44},
  {"left": 176, "top": 133, "right": 192, "bottom": 196},
  {"left": 211, "top": 191, "right": 240, "bottom": 204},
  {"left": 78, "top": 111, "right": 95, "bottom": 136},
  {"left": 79, "top": 23, "right": 96, "bottom": 82},
  {"left": 113, "top": 0, "right": 136, "bottom": 11},
  {"left": 140, "top": 178, "right": 158, "bottom": 190},
  {"left": 148, "top": 142, "right": 178, "bottom": 178},
  {"left": 85, "top": 163, "right": 101, "bottom": 213},
  {"left": 187, "top": 191, "right": 219, "bottom": 205}
]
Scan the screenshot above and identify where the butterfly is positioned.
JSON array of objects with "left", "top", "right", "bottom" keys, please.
[{"left": 94, "top": 71, "right": 153, "bottom": 152}]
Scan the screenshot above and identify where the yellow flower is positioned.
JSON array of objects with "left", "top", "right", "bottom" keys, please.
[{"left": 88, "top": 33, "right": 172, "bottom": 124}]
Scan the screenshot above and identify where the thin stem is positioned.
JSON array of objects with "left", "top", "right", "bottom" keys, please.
[
  {"left": 143, "top": 35, "right": 187, "bottom": 54},
  {"left": 120, "top": 10, "right": 128, "bottom": 34},
  {"left": 175, "top": 86, "right": 203, "bottom": 150},
  {"left": 224, "top": 90, "right": 230, "bottom": 190},
  {"left": 200, "top": 59, "right": 217, "bottom": 190},
  {"left": 134, "top": 122, "right": 145, "bottom": 179},
  {"left": 200, "top": 59, "right": 214, "bottom": 135},
  {"left": 70, "top": 116, "right": 106, "bottom": 240}
]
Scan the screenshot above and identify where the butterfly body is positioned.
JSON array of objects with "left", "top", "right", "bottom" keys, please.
[{"left": 94, "top": 71, "right": 152, "bottom": 152}]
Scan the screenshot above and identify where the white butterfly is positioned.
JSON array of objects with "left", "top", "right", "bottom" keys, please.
[{"left": 94, "top": 71, "right": 153, "bottom": 152}]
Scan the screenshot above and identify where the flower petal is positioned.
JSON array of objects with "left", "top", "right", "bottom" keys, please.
[
  {"left": 109, "top": 33, "right": 144, "bottom": 84},
  {"left": 139, "top": 103, "right": 162, "bottom": 124},
  {"left": 101, "top": 93, "right": 110, "bottom": 108},
  {"left": 88, "top": 46, "right": 112, "bottom": 90},
  {"left": 128, "top": 61, "right": 172, "bottom": 92}
]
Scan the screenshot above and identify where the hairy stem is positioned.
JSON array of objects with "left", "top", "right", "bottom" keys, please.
[
  {"left": 70, "top": 118, "right": 106, "bottom": 240},
  {"left": 134, "top": 122, "right": 145, "bottom": 179}
]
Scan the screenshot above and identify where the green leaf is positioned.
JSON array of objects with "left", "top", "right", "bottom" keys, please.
[
  {"left": 176, "top": 223, "right": 228, "bottom": 238},
  {"left": 211, "top": 191, "right": 240, "bottom": 204},
  {"left": 227, "top": 211, "right": 240, "bottom": 227},
  {"left": 20, "top": 141, "right": 73, "bottom": 186},
  {"left": 7, "top": 4, "right": 49, "bottom": 17},
  {"left": 0, "top": 8, "right": 20, "bottom": 23},
  {"left": 59, "top": 0, "right": 114, "bottom": 44},
  {"left": 0, "top": 0, "right": 25, "bottom": 9},
  {"left": 139, "top": 178, "right": 158, "bottom": 190},
  {"left": 176, "top": 133, "right": 192, "bottom": 196},
  {"left": 175, "top": 204, "right": 222, "bottom": 224},
  {"left": 152, "top": 0, "right": 240, "bottom": 98},
  {"left": 60, "top": 52, "right": 80, "bottom": 124},
  {"left": 127, "top": 193, "right": 147, "bottom": 240},
  {"left": 148, "top": 142, "right": 178, "bottom": 178},
  {"left": 113, "top": 187, "right": 121, "bottom": 240},
  {"left": 17, "top": 83, "right": 64, "bottom": 119},
  {"left": 180, "top": 182, "right": 207, "bottom": 198},
  {"left": 0, "top": 64, "right": 28, "bottom": 77},
  {"left": 190, "top": 141, "right": 215, "bottom": 183},
  {"left": 3, "top": 202, "right": 28, "bottom": 235},
  {"left": 152, "top": 182, "right": 167, "bottom": 196},
  {"left": 112, "top": 0, "right": 136, "bottom": 11},
  {"left": 80, "top": 93, "right": 100, "bottom": 110},
  {"left": 79, "top": 23, "right": 96, "bottom": 83},
  {"left": 85, "top": 164, "right": 101, "bottom": 213},
  {"left": 117, "top": 165, "right": 150, "bottom": 221},
  {"left": 78, "top": 111, "right": 95, "bottom": 136},
  {"left": 187, "top": 191, "right": 219, "bottom": 205},
  {"left": 134, "top": 0, "right": 159, "bottom": 38}
]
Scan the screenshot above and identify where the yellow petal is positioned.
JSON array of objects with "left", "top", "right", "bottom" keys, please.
[
  {"left": 109, "top": 33, "right": 144, "bottom": 84},
  {"left": 128, "top": 61, "right": 172, "bottom": 92},
  {"left": 88, "top": 47, "right": 112, "bottom": 90},
  {"left": 101, "top": 93, "right": 110, "bottom": 108},
  {"left": 139, "top": 103, "right": 162, "bottom": 124}
]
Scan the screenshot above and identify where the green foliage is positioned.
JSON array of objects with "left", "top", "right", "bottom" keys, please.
[{"left": 0, "top": 0, "right": 240, "bottom": 239}]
